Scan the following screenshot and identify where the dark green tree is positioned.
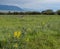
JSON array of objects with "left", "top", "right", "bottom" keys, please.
[
  {"left": 56, "top": 10, "right": 60, "bottom": 15},
  {"left": 41, "top": 9, "right": 54, "bottom": 15}
]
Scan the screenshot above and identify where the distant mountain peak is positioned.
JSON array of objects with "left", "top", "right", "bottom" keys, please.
[{"left": 0, "top": 5, "right": 23, "bottom": 11}]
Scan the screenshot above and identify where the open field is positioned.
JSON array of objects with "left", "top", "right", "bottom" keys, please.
[{"left": 0, "top": 15, "right": 60, "bottom": 49}]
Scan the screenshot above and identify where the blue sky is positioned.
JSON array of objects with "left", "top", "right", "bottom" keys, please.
[{"left": 0, "top": 0, "right": 60, "bottom": 11}]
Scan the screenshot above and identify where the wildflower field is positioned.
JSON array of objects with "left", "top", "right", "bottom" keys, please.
[{"left": 0, "top": 15, "right": 60, "bottom": 49}]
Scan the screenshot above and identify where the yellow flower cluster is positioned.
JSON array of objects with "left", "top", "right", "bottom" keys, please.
[{"left": 14, "top": 31, "right": 21, "bottom": 38}]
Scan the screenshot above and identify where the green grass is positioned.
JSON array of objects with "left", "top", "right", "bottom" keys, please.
[{"left": 0, "top": 15, "right": 60, "bottom": 49}]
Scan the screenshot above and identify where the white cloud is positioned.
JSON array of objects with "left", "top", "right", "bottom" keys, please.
[
  {"left": 16, "top": 0, "right": 60, "bottom": 8},
  {"left": 0, "top": 0, "right": 60, "bottom": 10},
  {"left": 44, "top": 0, "right": 60, "bottom": 3}
]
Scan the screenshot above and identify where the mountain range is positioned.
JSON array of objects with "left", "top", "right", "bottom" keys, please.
[{"left": 0, "top": 5, "right": 24, "bottom": 12}]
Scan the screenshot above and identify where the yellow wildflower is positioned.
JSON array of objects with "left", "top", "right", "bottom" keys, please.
[
  {"left": 14, "top": 32, "right": 17, "bottom": 37},
  {"left": 17, "top": 31, "right": 21, "bottom": 38},
  {"left": 14, "top": 31, "right": 21, "bottom": 38}
]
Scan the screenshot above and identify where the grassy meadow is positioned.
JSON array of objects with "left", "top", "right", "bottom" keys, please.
[{"left": 0, "top": 15, "right": 60, "bottom": 49}]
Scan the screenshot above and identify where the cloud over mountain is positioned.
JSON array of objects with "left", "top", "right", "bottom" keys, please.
[{"left": 0, "top": 0, "right": 60, "bottom": 11}]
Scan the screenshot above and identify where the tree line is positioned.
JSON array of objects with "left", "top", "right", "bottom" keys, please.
[{"left": 0, "top": 9, "right": 60, "bottom": 15}]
